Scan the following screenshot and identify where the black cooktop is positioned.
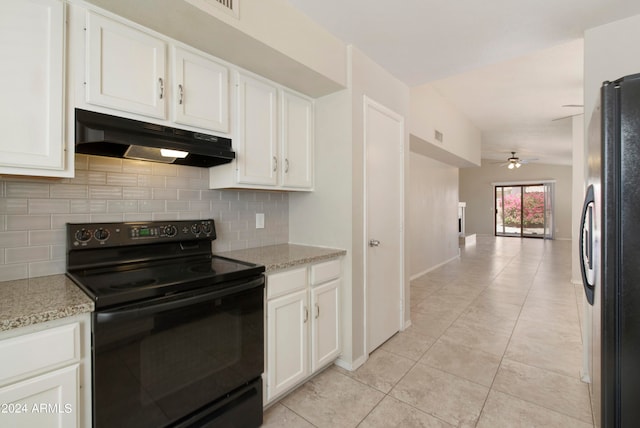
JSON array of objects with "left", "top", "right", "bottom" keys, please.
[{"left": 66, "top": 220, "right": 265, "bottom": 309}]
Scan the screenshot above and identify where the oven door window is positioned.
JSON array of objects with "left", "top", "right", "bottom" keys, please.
[{"left": 92, "top": 279, "right": 264, "bottom": 428}]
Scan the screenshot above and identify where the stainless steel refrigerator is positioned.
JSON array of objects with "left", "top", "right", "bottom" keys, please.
[{"left": 581, "top": 72, "right": 640, "bottom": 428}]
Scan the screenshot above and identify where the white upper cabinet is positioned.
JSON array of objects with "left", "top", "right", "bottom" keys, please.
[
  {"left": 281, "top": 89, "right": 314, "bottom": 189},
  {"left": 210, "top": 72, "right": 314, "bottom": 191},
  {"left": 86, "top": 11, "right": 167, "bottom": 119},
  {"left": 83, "top": 11, "right": 230, "bottom": 134},
  {"left": 236, "top": 72, "right": 279, "bottom": 186},
  {"left": 172, "top": 47, "right": 229, "bottom": 133},
  {"left": 0, "top": 0, "right": 69, "bottom": 177}
]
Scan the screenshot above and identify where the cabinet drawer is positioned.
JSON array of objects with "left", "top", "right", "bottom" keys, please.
[
  {"left": 310, "top": 259, "right": 341, "bottom": 285},
  {"left": 267, "top": 267, "right": 307, "bottom": 299},
  {"left": 0, "top": 323, "right": 80, "bottom": 382}
]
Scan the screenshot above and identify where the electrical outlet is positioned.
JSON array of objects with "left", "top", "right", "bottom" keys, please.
[{"left": 256, "top": 213, "right": 265, "bottom": 229}]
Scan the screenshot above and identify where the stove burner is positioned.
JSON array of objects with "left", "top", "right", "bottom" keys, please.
[{"left": 110, "top": 278, "right": 158, "bottom": 290}]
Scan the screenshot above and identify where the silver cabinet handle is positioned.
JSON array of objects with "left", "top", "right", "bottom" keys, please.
[
  {"left": 315, "top": 303, "right": 319, "bottom": 319},
  {"left": 285, "top": 158, "right": 290, "bottom": 173},
  {"left": 303, "top": 306, "right": 308, "bottom": 323},
  {"left": 158, "top": 77, "right": 164, "bottom": 99},
  {"left": 178, "top": 84, "right": 184, "bottom": 104},
  {"left": 273, "top": 156, "right": 278, "bottom": 172},
  {"left": 369, "top": 239, "right": 380, "bottom": 247}
]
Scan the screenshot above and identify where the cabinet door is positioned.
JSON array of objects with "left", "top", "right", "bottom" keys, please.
[
  {"left": 86, "top": 11, "right": 167, "bottom": 119},
  {"left": 236, "top": 73, "right": 278, "bottom": 186},
  {"left": 266, "top": 289, "right": 308, "bottom": 400},
  {"left": 281, "top": 90, "right": 314, "bottom": 189},
  {"left": 0, "top": 0, "right": 65, "bottom": 174},
  {"left": 0, "top": 365, "right": 79, "bottom": 428},
  {"left": 172, "top": 47, "right": 229, "bottom": 132},
  {"left": 310, "top": 279, "right": 340, "bottom": 372}
]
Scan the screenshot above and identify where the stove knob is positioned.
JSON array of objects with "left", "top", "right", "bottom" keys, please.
[
  {"left": 191, "top": 223, "right": 202, "bottom": 235},
  {"left": 94, "top": 228, "right": 110, "bottom": 241},
  {"left": 201, "top": 222, "right": 213, "bottom": 235},
  {"left": 164, "top": 225, "right": 178, "bottom": 237},
  {"left": 75, "top": 228, "right": 92, "bottom": 243}
]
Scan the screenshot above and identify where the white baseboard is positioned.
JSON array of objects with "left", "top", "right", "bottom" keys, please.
[
  {"left": 410, "top": 254, "right": 460, "bottom": 281},
  {"left": 335, "top": 354, "right": 367, "bottom": 372}
]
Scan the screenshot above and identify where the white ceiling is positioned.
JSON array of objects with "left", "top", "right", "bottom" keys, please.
[{"left": 286, "top": 0, "right": 640, "bottom": 166}]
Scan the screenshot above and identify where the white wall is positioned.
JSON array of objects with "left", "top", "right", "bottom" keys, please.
[
  {"left": 409, "top": 153, "right": 459, "bottom": 279},
  {"left": 410, "top": 84, "right": 482, "bottom": 167},
  {"left": 459, "top": 162, "right": 573, "bottom": 240}
]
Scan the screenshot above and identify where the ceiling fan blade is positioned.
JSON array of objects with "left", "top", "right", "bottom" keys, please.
[{"left": 519, "top": 158, "right": 538, "bottom": 164}]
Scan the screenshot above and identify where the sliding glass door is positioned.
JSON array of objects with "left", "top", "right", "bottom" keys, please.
[{"left": 495, "top": 183, "right": 554, "bottom": 239}]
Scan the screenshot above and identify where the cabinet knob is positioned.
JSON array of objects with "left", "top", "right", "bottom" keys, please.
[
  {"left": 285, "top": 158, "right": 290, "bottom": 173},
  {"left": 178, "top": 84, "right": 184, "bottom": 104},
  {"left": 273, "top": 156, "right": 278, "bottom": 172},
  {"left": 369, "top": 239, "right": 381, "bottom": 247},
  {"left": 315, "top": 303, "right": 320, "bottom": 319},
  {"left": 303, "top": 306, "right": 308, "bottom": 323}
]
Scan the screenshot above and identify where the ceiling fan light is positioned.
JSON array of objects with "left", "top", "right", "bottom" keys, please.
[
  {"left": 515, "top": 162, "right": 521, "bottom": 168},
  {"left": 508, "top": 163, "right": 515, "bottom": 169}
]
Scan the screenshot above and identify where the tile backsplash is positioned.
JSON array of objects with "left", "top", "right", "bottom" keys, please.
[{"left": 0, "top": 155, "right": 289, "bottom": 281}]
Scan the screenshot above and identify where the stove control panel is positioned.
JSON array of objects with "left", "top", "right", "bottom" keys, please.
[{"left": 67, "top": 220, "right": 216, "bottom": 248}]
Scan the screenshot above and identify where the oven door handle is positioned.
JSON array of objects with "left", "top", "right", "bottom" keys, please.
[{"left": 95, "top": 276, "right": 264, "bottom": 323}]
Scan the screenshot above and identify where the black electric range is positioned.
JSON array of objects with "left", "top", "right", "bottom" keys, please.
[{"left": 65, "top": 219, "right": 266, "bottom": 428}]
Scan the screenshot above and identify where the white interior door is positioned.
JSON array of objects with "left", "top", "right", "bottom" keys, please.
[{"left": 364, "top": 97, "right": 404, "bottom": 353}]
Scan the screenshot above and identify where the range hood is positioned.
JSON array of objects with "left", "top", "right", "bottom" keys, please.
[{"left": 75, "top": 109, "right": 235, "bottom": 167}]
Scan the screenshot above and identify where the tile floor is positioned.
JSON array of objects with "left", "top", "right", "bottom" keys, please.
[{"left": 263, "top": 237, "right": 593, "bottom": 427}]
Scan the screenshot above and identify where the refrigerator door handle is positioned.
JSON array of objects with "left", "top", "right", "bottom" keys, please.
[{"left": 579, "top": 185, "right": 596, "bottom": 305}]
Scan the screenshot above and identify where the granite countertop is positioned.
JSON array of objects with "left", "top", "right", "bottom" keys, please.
[
  {"left": 0, "top": 275, "right": 94, "bottom": 332},
  {"left": 220, "top": 243, "right": 346, "bottom": 272}
]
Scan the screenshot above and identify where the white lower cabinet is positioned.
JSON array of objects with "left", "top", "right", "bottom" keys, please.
[
  {"left": 265, "top": 259, "right": 341, "bottom": 403},
  {"left": 310, "top": 278, "right": 340, "bottom": 372},
  {"left": 0, "top": 365, "right": 79, "bottom": 428},
  {"left": 0, "top": 314, "right": 91, "bottom": 428},
  {"left": 266, "top": 287, "right": 308, "bottom": 399}
]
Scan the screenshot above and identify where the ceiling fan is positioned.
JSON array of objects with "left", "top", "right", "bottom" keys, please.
[{"left": 500, "top": 152, "right": 537, "bottom": 169}]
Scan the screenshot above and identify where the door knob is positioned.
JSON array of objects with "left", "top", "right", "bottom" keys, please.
[{"left": 369, "top": 239, "right": 380, "bottom": 247}]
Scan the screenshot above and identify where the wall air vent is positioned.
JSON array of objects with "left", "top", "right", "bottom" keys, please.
[
  {"left": 187, "top": 0, "right": 239, "bottom": 19},
  {"left": 435, "top": 130, "right": 444, "bottom": 143},
  {"left": 214, "top": 0, "right": 233, "bottom": 11}
]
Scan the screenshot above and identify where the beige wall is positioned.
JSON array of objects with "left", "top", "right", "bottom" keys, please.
[
  {"left": 459, "top": 162, "right": 573, "bottom": 240},
  {"left": 409, "top": 153, "right": 459, "bottom": 279}
]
